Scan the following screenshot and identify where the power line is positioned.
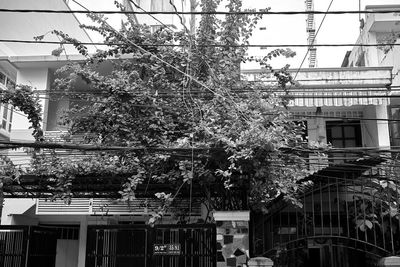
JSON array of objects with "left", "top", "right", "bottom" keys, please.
[
  {"left": 1, "top": 139, "right": 400, "bottom": 154},
  {"left": 0, "top": 8, "right": 399, "bottom": 15},
  {"left": 11, "top": 93, "right": 400, "bottom": 124},
  {"left": 2, "top": 39, "right": 400, "bottom": 48}
]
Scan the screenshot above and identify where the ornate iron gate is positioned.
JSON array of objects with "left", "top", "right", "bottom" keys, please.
[
  {"left": 86, "top": 224, "right": 216, "bottom": 267},
  {"left": 252, "top": 162, "right": 400, "bottom": 267}
]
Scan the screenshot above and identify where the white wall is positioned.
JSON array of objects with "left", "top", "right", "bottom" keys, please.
[
  {"left": 55, "top": 240, "right": 79, "bottom": 267},
  {"left": 362, "top": 105, "right": 390, "bottom": 148},
  {"left": 1, "top": 198, "right": 36, "bottom": 225}
]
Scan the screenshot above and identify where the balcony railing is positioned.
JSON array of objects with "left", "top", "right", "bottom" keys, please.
[{"left": 241, "top": 67, "right": 393, "bottom": 107}]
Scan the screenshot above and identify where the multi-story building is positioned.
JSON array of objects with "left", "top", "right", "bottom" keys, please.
[
  {"left": 247, "top": 5, "right": 400, "bottom": 266},
  {"left": 0, "top": 1, "right": 399, "bottom": 267},
  {"left": 244, "top": 66, "right": 398, "bottom": 267},
  {"left": 341, "top": 4, "right": 400, "bottom": 147}
]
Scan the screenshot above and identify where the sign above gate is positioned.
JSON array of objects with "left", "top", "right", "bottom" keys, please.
[{"left": 153, "top": 244, "right": 181, "bottom": 255}]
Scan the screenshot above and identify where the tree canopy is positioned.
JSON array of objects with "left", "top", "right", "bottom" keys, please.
[{"left": 2, "top": 0, "right": 320, "bottom": 222}]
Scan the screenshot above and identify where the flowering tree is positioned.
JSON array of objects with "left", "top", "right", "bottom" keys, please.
[{"left": 2, "top": 0, "right": 316, "bottom": 223}]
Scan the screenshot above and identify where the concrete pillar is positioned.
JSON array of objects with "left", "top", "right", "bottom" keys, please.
[
  {"left": 77, "top": 216, "right": 88, "bottom": 267},
  {"left": 363, "top": 105, "right": 390, "bottom": 148},
  {"left": 378, "top": 256, "right": 400, "bottom": 267},
  {"left": 248, "top": 257, "right": 274, "bottom": 267}
]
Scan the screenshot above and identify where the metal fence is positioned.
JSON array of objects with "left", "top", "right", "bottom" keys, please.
[
  {"left": 86, "top": 224, "right": 216, "bottom": 267},
  {"left": 0, "top": 226, "right": 28, "bottom": 267},
  {"left": 252, "top": 165, "right": 400, "bottom": 267}
]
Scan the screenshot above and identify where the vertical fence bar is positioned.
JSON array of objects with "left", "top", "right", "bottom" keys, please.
[
  {"left": 389, "top": 189, "right": 395, "bottom": 255},
  {"left": 371, "top": 175, "right": 377, "bottom": 247},
  {"left": 279, "top": 211, "right": 282, "bottom": 247},
  {"left": 396, "top": 176, "right": 400, "bottom": 255},
  {"left": 270, "top": 213, "right": 274, "bottom": 251},
  {"left": 303, "top": 193, "right": 307, "bottom": 238},
  {"left": 295, "top": 206, "right": 299, "bottom": 241},
  {"left": 353, "top": 174, "right": 359, "bottom": 244},
  {"left": 345, "top": 178, "right": 350, "bottom": 238},
  {"left": 288, "top": 210, "right": 291, "bottom": 242},
  {"left": 311, "top": 186, "right": 315, "bottom": 236},
  {"left": 260, "top": 216, "right": 265, "bottom": 255},
  {"left": 361, "top": 180, "right": 367, "bottom": 243},
  {"left": 336, "top": 178, "right": 341, "bottom": 237},
  {"left": 380, "top": 197, "right": 386, "bottom": 251},
  {"left": 328, "top": 178, "right": 333, "bottom": 236},
  {"left": 319, "top": 181, "right": 324, "bottom": 235}
]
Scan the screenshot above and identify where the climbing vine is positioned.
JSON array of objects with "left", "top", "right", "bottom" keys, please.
[
  {"left": 0, "top": 85, "right": 43, "bottom": 140},
  {"left": 10, "top": 0, "right": 323, "bottom": 224}
]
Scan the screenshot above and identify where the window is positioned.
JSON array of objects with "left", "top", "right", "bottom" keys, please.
[
  {"left": 326, "top": 120, "right": 362, "bottom": 163},
  {"left": 389, "top": 107, "right": 400, "bottom": 147},
  {"left": 3, "top": 104, "right": 8, "bottom": 120},
  {"left": 0, "top": 72, "right": 5, "bottom": 85},
  {"left": 6, "top": 79, "right": 15, "bottom": 90},
  {"left": 2, "top": 104, "right": 8, "bottom": 130},
  {"left": 8, "top": 107, "right": 13, "bottom": 132}
]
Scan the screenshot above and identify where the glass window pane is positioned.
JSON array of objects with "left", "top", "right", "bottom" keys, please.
[
  {"left": 331, "top": 126, "right": 342, "bottom": 138},
  {"left": 332, "top": 140, "right": 343, "bottom": 147},
  {"left": 344, "top": 126, "right": 355, "bottom": 138},
  {"left": 9, "top": 108, "right": 13, "bottom": 123},
  {"left": 6, "top": 79, "right": 15, "bottom": 89},
  {"left": 345, "top": 140, "right": 356, "bottom": 147},
  {"left": 390, "top": 108, "right": 400, "bottom": 146},
  {"left": 3, "top": 104, "right": 8, "bottom": 120},
  {"left": 0, "top": 72, "right": 5, "bottom": 84}
]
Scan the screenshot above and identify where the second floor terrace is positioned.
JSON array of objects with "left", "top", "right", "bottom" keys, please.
[{"left": 242, "top": 66, "right": 393, "bottom": 107}]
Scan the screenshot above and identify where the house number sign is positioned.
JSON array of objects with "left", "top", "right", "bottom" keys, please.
[{"left": 153, "top": 244, "right": 181, "bottom": 255}]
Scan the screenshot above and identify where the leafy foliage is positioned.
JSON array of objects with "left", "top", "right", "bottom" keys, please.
[
  {"left": 20, "top": 0, "right": 315, "bottom": 223},
  {"left": 0, "top": 85, "right": 43, "bottom": 140}
]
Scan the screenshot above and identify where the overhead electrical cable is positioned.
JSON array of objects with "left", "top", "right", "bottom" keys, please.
[
  {"left": 1, "top": 139, "right": 400, "bottom": 154},
  {"left": 1, "top": 39, "right": 400, "bottom": 48},
  {"left": 0, "top": 8, "right": 399, "bottom": 15}
]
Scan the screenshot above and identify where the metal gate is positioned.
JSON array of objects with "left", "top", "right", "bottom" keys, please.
[
  {"left": 86, "top": 224, "right": 216, "bottom": 267},
  {"left": 27, "top": 225, "right": 80, "bottom": 267},
  {"left": 0, "top": 226, "right": 28, "bottom": 267},
  {"left": 252, "top": 162, "right": 400, "bottom": 267}
]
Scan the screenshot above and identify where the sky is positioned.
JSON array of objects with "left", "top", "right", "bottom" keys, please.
[{"left": 67, "top": 0, "right": 400, "bottom": 69}]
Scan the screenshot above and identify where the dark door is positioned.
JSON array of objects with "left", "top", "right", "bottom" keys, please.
[
  {"left": 27, "top": 226, "right": 58, "bottom": 267},
  {"left": 308, "top": 247, "right": 321, "bottom": 267}
]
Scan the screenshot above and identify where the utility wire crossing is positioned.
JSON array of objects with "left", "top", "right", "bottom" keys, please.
[
  {"left": 0, "top": 8, "right": 399, "bottom": 15},
  {"left": 1, "top": 39, "right": 400, "bottom": 48}
]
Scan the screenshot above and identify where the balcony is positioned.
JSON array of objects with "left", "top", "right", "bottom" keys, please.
[
  {"left": 241, "top": 66, "right": 393, "bottom": 107},
  {"left": 364, "top": 5, "right": 400, "bottom": 32}
]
